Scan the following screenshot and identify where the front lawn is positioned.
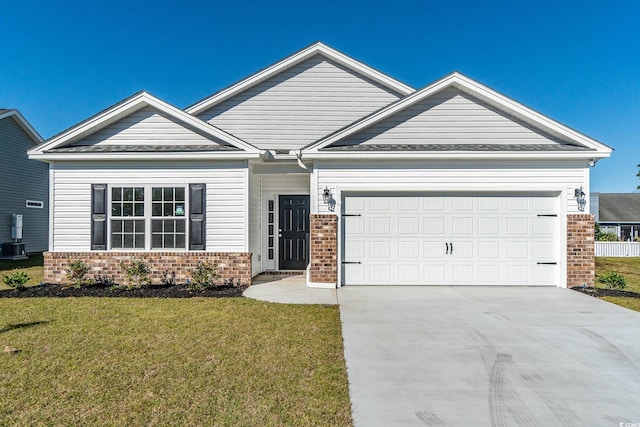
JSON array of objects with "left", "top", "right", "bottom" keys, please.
[
  {"left": 0, "top": 298, "right": 351, "bottom": 426},
  {"left": 0, "top": 253, "right": 44, "bottom": 288},
  {"left": 596, "top": 257, "right": 640, "bottom": 312}
]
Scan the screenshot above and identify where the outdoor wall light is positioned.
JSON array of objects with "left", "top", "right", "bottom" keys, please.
[
  {"left": 574, "top": 186, "right": 586, "bottom": 212},
  {"left": 322, "top": 187, "right": 332, "bottom": 204}
]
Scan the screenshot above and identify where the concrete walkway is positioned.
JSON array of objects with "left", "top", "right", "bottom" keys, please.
[
  {"left": 242, "top": 274, "right": 338, "bottom": 305},
  {"left": 339, "top": 286, "right": 640, "bottom": 426}
]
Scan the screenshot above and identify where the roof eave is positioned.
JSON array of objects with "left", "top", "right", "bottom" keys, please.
[
  {"left": 302, "top": 150, "right": 610, "bottom": 160},
  {"left": 28, "top": 151, "right": 261, "bottom": 161}
]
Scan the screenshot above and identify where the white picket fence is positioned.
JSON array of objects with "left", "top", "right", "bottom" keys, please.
[{"left": 595, "top": 242, "right": 640, "bottom": 257}]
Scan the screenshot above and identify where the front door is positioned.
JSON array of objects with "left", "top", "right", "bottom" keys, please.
[{"left": 279, "top": 195, "right": 310, "bottom": 270}]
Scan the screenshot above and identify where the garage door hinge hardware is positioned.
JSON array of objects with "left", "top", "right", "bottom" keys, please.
[
  {"left": 342, "top": 261, "right": 362, "bottom": 264},
  {"left": 342, "top": 214, "right": 362, "bottom": 217},
  {"left": 537, "top": 262, "right": 557, "bottom": 265},
  {"left": 537, "top": 214, "right": 558, "bottom": 217}
]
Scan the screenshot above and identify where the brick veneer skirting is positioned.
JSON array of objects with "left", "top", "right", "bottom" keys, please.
[
  {"left": 44, "top": 252, "right": 252, "bottom": 286},
  {"left": 567, "top": 214, "right": 595, "bottom": 288},
  {"left": 310, "top": 214, "right": 337, "bottom": 284}
]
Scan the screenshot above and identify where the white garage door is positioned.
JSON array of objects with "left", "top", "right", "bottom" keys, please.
[{"left": 342, "top": 194, "right": 559, "bottom": 286}]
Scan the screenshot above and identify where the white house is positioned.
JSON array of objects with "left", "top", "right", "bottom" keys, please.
[{"left": 28, "top": 42, "right": 611, "bottom": 288}]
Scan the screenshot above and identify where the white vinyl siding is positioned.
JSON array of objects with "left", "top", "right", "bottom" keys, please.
[
  {"left": 0, "top": 116, "right": 48, "bottom": 252},
  {"left": 51, "top": 161, "right": 247, "bottom": 252},
  {"left": 248, "top": 170, "right": 262, "bottom": 275},
  {"left": 197, "top": 54, "right": 402, "bottom": 150},
  {"left": 337, "top": 88, "right": 570, "bottom": 146},
  {"left": 70, "top": 106, "right": 230, "bottom": 147},
  {"left": 315, "top": 160, "right": 589, "bottom": 214}
]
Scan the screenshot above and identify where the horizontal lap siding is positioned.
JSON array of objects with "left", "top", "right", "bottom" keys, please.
[
  {"left": 197, "top": 54, "right": 402, "bottom": 150},
  {"left": 316, "top": 160, "right": 587, "bottom": 213},
  {"left": 0, "top": 116, "right": 48, "bottom": 252},
  {"left": 74, "top": 106, "right": 227, "bottom": 146},
  {"left": 52, "top": 161, "right": 246, "bottom": 251},
  {"left": 340, "top": 88, "right": 569, "bottom": 146}
]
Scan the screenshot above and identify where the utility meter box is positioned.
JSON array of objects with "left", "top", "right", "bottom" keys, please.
[{"left": 11, "top": 214, "right": 23, "bottom": 241}]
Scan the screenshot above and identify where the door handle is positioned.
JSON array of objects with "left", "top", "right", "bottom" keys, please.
[
  {"left": 445, "top": 242, "right": 449, "bottom": 254},
  {"left": 450, "top": 242, "right": 453, "bottom": 254}
]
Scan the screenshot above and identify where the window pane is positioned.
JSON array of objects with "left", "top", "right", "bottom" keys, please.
[
  {"left": 112, "top": 234, "right": 122, "bottom": 248},
  {"left": 134, "top": 203, "right": 144, "bottom": 217},
  {"left": 164, "top": 220, "right": 174, "bottom": 232},
  {"left": 164, "top": 234, "right": 174, "bottom": 248},
  {"left": 164, "top": 187, "right": 173, "bottom": 201},
  {"left": 175, "top": 204, "right": 185, "bottom": 216},
  {"left": 123, "top": 187, "right": 133, "bottom": 202},
  {"left": 176, "top": 219, "right": 185, "bottom": 233},
  {"left": 112, "top": 187, "right": 122, "bottom": 201},
  {"left": 124, "top": 234, "right": 134, "bottom": 248},
  {"left": 135, "top": 187, "right": 144, "bottom": 201},
  {"left": 175, "top": 187, "right": 185, "bottom": 202},
  {"left": 152, "top": 234, "right": 162, "bottom": 248},
  {"left": 112, "top": 203, "right": 122, "bottom": 216},
  {"left": 123, "top": 203, "right": 133, "bottom": 216},
  {"left": 152, "top": 220, "right": 162, "bottom": 232},
  {"left": 124, "top": 220, "right": 133, "bottom": 233},
  {"left": 176, "top": 234, "right": 185, "bottom": 248},
  {"left": 152, "top": 203, "right": 162, "bottom": 216},
  {"left": 164, "top": 203, "right": 173, "bottom": 216},
  {"left": 152, "top": 187, "right": 162, "bottom": 201},
  {"left": 135, "top": 234, "right": 145, "bottom": 248},
  {"left": 134, "top": 220, "right": 145, "bottom": 232},
  {"left": 111, "top": 220, "right": 122, "bottom": 233}
]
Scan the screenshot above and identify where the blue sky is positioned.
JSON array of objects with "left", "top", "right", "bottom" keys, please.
[{"left": 1, "top": 0, "right": 638, "bottom": 192}]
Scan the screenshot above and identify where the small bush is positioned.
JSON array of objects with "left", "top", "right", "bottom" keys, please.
[
  {"left": 65, "top": 259, "right": 90, "bottom": 289},
  {"left": 161, "top": 271, "right": 176, "bottom": 286},
  {"left": 120, "top": 257, "right": 151, "bottom": 288},
  {"left": 187, "top": 261, "right": 220, "bottom": 290},
  {"left": 94, "top": 275, "right": 116, "bottom": 288},
  {"left": 597, "top": 271, "right": 626, "bottom": 290},
  {"left": 3, "top": 271, "right": 30, "bottom": 290}
]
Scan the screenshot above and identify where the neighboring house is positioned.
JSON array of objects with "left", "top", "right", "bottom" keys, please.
[
  {"left": 0, "top": 109, "right": 48, "bottom": 254},
  {"left": 591, "top": 193, "right": 640, "bottom": 241},
  {"left": 28, "top": 42, "right": 612, "bottom": 288}
]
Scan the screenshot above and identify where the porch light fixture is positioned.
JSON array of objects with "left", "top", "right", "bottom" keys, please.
[
  {"left": 574, "top": 186, "right": 586, "bottom": 212},
  {"left": 322, "top": 187, "right": 332, "bottom": 204}
]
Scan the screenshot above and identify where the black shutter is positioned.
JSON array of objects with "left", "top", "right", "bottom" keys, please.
[
  {"left": 189, "top": 183, "right": 206, "bottom": 250},
  {"left": 91, "top": 184, "right": 107, "bottom": 250}
]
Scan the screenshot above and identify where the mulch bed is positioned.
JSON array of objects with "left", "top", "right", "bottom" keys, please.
[
  {"left": 571, "top": 287, "right": 640, "bottom": 299},
  {"left": 0, "top": 283, "right": 247, "bottom": 298}
]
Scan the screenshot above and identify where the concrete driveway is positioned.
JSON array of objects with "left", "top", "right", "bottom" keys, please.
[{"left": 338, "top": 286, "right": 640, "bottom": 426}]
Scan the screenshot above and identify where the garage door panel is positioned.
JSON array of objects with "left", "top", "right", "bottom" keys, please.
[{"left": 343, "top": 194, "right": 559, "bottom": 286}]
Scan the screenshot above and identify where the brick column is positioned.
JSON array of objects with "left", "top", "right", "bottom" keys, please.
[
  {"left": 566, "top": 214, "right": 595, "bottom": 288},
  {"left": 310, "top": 214, "right": 337, "bottom": 285}
]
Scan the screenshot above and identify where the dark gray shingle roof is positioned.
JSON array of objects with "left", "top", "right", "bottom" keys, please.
[
  {"left": 49, "top": 144, "right": 241, "bottom": 153},
  {"left": 322, "top": 143, "right": 593, "bottom": 152},
  {"left": 599, "top": 193, "right": 640, "bottom": 222}
]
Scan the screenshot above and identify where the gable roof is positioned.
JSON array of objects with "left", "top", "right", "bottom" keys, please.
[
  {"left": 303, "top": 72, "right": 613, "bottom": 159},
  {"left": 185, "top": 41, "right": 414, "bottom": 115},
  {"left": 29, "top": 92, "right": 260, "bottom": 160},
  {"left": 0, "top": 109, "right": 43, "bottom": 144},
  {"left": 598, "top": 193, "right": 640, "bottom": 223}
]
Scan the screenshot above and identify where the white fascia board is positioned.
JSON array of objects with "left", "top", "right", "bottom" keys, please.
[
  {"left": 28, "top": 151, "right": 261, "bottom": 161},
  {"left": 306, "top": 72, "right": 612, "bottom": 154},
  {"left": 185, "top": 42, "right": 414, "bottom": 115},
  {"left": 29, "top": 92, "right": 259, "bottom": 155},
  {"left": 0, "top": 109, "right": 43, "bottom": 143},
  {"left": 301, "top": 150, "right": 610, "bottom": 161}
]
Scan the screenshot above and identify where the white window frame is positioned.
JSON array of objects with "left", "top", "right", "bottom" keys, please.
[{"left": 107, "top": 184, "right": 189, "bottom": 251}]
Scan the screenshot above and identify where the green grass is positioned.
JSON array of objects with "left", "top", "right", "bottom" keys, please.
[
  {"left": 0, "top": 298, "right": 352, "bottom": 426},
  {"left": 596, "top": 257, "right": 640, "bottom": 311},
  {"left": 0, "top": 253, "right": 44, "bottom": 289}
]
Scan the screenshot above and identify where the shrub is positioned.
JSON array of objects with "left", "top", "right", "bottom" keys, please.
[
  {"left": 65, "top": 259, "right": 90, "bottom": 289},
  {"left": 120, "top": 257, "right": 151, "bottom": 288},
  {"left": 161, "top": 271, "right": 176, "bottom": 286},
  {"left": 594, "top": 223, "right": 619, "bottom": 241},
  {"left": 187, "top": 261, "right": 220, "bottom": 290},
  {"left": 94, "top": 275, "right": 116, "bottom": 288},
  {"left": 3, "top": 271, "right": 30, "bottom": 290},
  {"left": 597, "top": 271, "right": 626, "bottom": 290}
]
